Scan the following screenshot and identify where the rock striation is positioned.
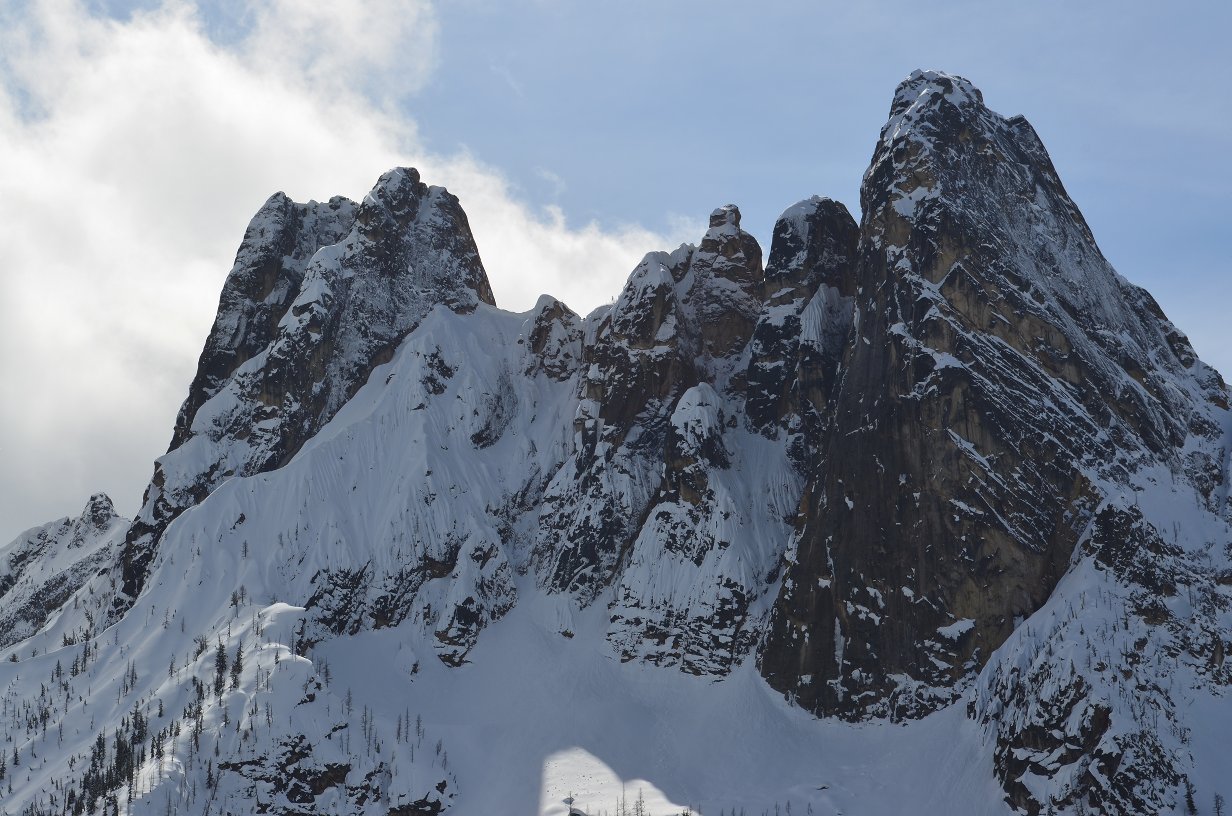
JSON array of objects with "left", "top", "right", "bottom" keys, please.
[
  {"left": 3, "top": 71, "right": 1230, "bottom": 816},
  {"left": 760, "top": 70, "right": 1229, "bottom": 723}
]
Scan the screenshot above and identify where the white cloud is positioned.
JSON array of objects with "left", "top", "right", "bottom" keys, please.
[
  {"left": 0, "top": 0, "right": 686, "bottom": 543},
  {"left": 245, "top": 0, "right": 440, "bottom": 100}
]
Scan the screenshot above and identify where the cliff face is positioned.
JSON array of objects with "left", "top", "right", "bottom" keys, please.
[
  {"left": 4, "top": 71, "right": 1230, "bottom": 816},
  {"left": 759, "top": 70, "right": 1229, "bottom": 722}
]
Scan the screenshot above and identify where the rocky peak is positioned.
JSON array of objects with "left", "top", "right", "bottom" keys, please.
[
  {"left": 862, "top": 68, "right": 1224, "bottom": 462},
  {"left": 745, "top": 196, "right": 859, "bottom": 435},
  {"left": 360, "top": 167, "right": 426, "bottom": 223},
  {"left": 119, "top": 168, "right": 497, "bottom": 607},
  {"left": 759, "top": 69, "right": 1230, "bottom": 730},
  {"left": 170, "top": 192, "right": 357, "bottom": 451},
  {"left": 1, "top": 493, "right": 127, "bottom": 648},
  {"left": 708, "top": 203, "right": 740, "bottom": 229},
  {"left": 352, "top": 167, "right": 495, "bottom": 308},
  {"left": 533, "top": 210, "right": 768, "bottom": 604},
  {"left": 685, "top": 204, "right": 764, "bottom": 359},
  {"left": 520, "top": 295, "right": 582, "bottom": 380},
  {"left": 763, "top": 196, "right": 859, "bottom": 300},
  {"left": 80, "top": 493, "right": 117, "bottom": 530},
  {"left": 606, "top": 248, "right": 692, "bottom": 350},
  {"left": 704, "top": 202, "right": 749, "bottom": 260},
  {"left": 884, "top": 69, "right": 984, "bottom": 130}
]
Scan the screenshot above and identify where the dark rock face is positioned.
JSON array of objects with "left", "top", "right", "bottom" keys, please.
[
  {"left": 297, "top": 539, "right": 516, "bottom": 668},
  {"left": 745, "top": 196, "right": 860, "bottom": 445},
  {"left": 528, "top": 201, "right": 867, "bottom": 674},
  {"left": 119, "top": 168, "right": 496, "bottom": 608},
  {"left": 168, "top": 193, "right": 358, "bottom": 453},
  {"left": 217, "top": 728, "right": 453, "bottom": 816},
  {"left": 520, "top": 295, "right": 582, "bottom": 381},
  {"left": 688, "top": 204, "right": 766, "bottom": 359},
  {"left": 758, "top": 70, "right": 1228, "bottom": 720}
]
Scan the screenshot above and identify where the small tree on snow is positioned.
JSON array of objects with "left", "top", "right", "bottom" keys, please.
[
  {"left": 214, "top": 641, "right": 228, "bottom": 696},
  {"left": 231, "top": 643, "right": 243, "bottom": 689}
]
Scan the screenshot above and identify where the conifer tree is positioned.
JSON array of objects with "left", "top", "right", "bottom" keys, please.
[{"left": 214, "top": 641, "right": 228, "bottom": 697}]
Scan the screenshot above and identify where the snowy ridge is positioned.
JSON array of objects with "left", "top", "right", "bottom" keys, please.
[
  {"left": 3, "top": 71, "right": 1231, "bottom": 816},
  {"left": 0, "top": 495, "right": 128, "bottom": 650}
]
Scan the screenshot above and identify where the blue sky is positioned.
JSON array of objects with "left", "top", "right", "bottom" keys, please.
[
  {"left": 1, "top": 0, "right": 1229, "bottom": 541},
  {"left": 423, "top": 2, "right": 1231, "bottom": 349},
  {"left": 444, "top": 3, "right": 1231, "bottom": 369}
]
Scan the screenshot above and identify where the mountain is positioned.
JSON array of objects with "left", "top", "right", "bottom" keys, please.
[
  {"left": 0, "top": 494, "right": 127, "bottom": 650},
  {"left": 2, "top": 70, "right": 1229, "bottom": 816},
  {"left": 117, "top": 169, "right": 494, "bottom": 613}
]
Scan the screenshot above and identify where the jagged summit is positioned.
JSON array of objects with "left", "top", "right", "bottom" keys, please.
[
  {"left": 763, "top": 196, "right": 858, "bottom": 296},
  {"left": 884, "top": 69, "right": 984, "bottom": 128},
  {"left": 3, "top": 72, "right": 1230, "bottom": 816},
  {"left": 764, "top": 67, "right": 1229, "bottom": 713},
  {"left": 168, "top": 189, "right": 357, "bottom": 452},
  {"left": 1, "top": 492, "right": 128, "bottom": 649},
  {"left": 81, "top": 492, "right": 118, "bottom": 528},
  {"left": 119, "top": 167, "right": 495, "bottom": 606},
  {"left": 706, "top": 203, "right": 741, "bottom": 230}
]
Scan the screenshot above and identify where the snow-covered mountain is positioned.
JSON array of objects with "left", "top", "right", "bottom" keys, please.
[
  {"left": 2, "top": 70, "right": 1229, "bottom": 816},
  {"left": 0, "top": 495, "right": 127, "bottom": 651}
]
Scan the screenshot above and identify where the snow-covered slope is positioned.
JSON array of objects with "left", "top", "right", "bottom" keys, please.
[
  {"left": 0, "top": 494, "right": 127, "bottom": 650},
  {"left": 2, "top": 71, "right": 1230, "bottom": 816},
  {"left": 119, "top": 168, "right": 494, "bottom": 611}
]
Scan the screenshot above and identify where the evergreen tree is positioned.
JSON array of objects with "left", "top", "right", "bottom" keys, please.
[{"left": 213, "top": 641, "right": 228, "bottom": 697}]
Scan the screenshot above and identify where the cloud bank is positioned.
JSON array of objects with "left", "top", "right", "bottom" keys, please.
[{"left": 0, "top": 0, "right": 687, "bottom": 543}]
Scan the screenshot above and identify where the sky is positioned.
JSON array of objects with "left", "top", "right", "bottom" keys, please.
[{"left": 1, "top": 0, "right": 1229, "bottom": 544}]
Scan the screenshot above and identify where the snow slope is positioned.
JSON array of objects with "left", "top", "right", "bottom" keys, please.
[
  {"left": 2, "top": 70, "right": 1230, "bottom": 816},
  {"left": 0, "top": 301, "right": 1004, "bottom": 816},
  {"left": 0, "top": 494, "right": 127, "bottom": 650}
]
